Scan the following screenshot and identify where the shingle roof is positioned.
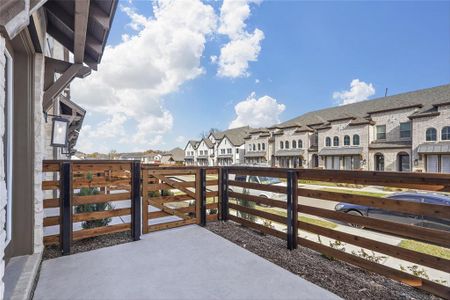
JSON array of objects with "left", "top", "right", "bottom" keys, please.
[
  {"left": 217, "top": 126, "right": 251, "bottom": 146},
  {"left": 202, "top": 138, "right": 214, "bottom": 148},
  {"left": 278, "top": 84, "right": 450, "bottom": 128}
]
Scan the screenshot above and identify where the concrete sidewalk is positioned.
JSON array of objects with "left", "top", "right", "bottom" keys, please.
[{"left": 34, "top": 225, "right": 340, "bottom": 300}]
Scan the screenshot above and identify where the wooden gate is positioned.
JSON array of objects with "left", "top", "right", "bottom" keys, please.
[{"left": 141, "top": 166, "right": 219, "bottom": 233}]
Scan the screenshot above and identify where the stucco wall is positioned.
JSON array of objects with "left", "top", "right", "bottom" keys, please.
[{"left": 0, "top": 34, "right": 7, "bottom": 298}]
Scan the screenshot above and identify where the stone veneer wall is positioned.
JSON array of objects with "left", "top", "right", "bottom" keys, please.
[
  {"left": 33, "top": 53, "right": 45, "bottom": 253},
  {"left": 0, "top": 34, "right": 7, "bottom": 298}
]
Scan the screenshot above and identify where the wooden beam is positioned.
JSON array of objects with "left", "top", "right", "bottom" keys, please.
[
  {"left": 43, "top": 64, "right": 83, "bottom": 111},
  {"left": 0, "top": 0, "right": 29, "bottom": 39},
  {"left": 89, "top": 2, "right": 110, "bottom": 29},
  {"left": 74, "top": 0, "right": 90, "bottom": 63}
]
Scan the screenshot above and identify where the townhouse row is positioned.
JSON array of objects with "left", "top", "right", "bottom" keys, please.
[{"left": 185, "top": 84, "right": 450, "bottom": 173}]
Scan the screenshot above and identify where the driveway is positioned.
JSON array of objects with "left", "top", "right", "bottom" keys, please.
[{"left": 34, "top": 225, "right": 340, "bottom": 300}]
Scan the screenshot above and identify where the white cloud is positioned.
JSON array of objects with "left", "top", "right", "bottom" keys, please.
[
  {"left": 216, "top": 0, "right": 264, "bottom": 78},
  {"left": 229, "top": 92, "right": 285, "bottom": 129},
  {"left": 333, "top": 79, "right": 375, "bottom": 105},
  {"left": 255, "top": 78, "right": 260, "bottom": 84},
  {"left": 72, "top": 0, "right": 217, "bottom": 152}
]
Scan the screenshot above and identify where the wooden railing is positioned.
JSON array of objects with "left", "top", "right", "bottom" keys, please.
[
  {"left": 41, "top": 161, "right": 450, "bottom": 298},
  {"left": 42, "top": 160, "right": 140, "bottom": 254},
  {"left": 222, "top": 166, "right": 450, "bottom": 299},
  {"left": 141, "top": 165, "right": 219, "bottom": 233}
]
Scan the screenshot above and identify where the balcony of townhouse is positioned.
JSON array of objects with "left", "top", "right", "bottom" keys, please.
[
  {"left": 274, "top": 149, "right": 306, "bottom": 168},
  {"left": 243, "top": 150, "right": 268, "bottom": 165},
  {"left": 31, "top": 162, "right": 450, "bottom": 300}
]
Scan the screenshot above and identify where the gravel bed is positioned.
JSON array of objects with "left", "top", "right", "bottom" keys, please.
[
  {"left": 207, "top": 221, "right": 440, "bottom": 300},
  {"left": 43, "top": 231, "right": 132, "bottom": 260}
]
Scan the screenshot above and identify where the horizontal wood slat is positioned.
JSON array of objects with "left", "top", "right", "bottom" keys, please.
[
  {"left": 297, "top": 237, "right": 449, "bottom": 299},
  {"left": 297, "top": 169, "right": 450, "bottom": 192},
  {"left": 73, "top": 223, "right": 131, "bottom": 240},
  {"left": 148, "top": 206, "right": 195, "bottom": 219},
  {"left": 43, "top": 216, "right": 60, "bottom": 227},
  {"left": 42, "top": 180, "right": 59, "bottom": 190},
  {"left": 206, "top": 191, "right": 218, "bottom": 198},
  {"left": 43, "top": 234, "right": 59, "bottom": 245},
  {"left": 228, "top": 215, "right": 286, "bottom": 240},
  {"left": 147, "top": 194, "right": 193, "bottom": 205},
  {"left": 43, "top": 198, "right": 59, "bottom": 208},
  {"left": 147, "top": 219, "right": 197, "bottom": 232},
  {"left": 73, "top": 208, "right": 131, "bottom": 222},
  {"left": 298, "top": 204, "right": 450, "bottom": 248},
  {"left": 72, "top": 163, "right": 131, "bottom": 172},
  {"left": 298, "top": 221, "right": 450, "bottom": 273},
  {"left": 144, "top": 183, "right": 173, "bottom": 192},
  {"left": 72, "top": 179, "right": 131, "bottom": 189},
  {"left": 43, "top": 163, "right": 60, "bottom": 172},
  {"left": 229, "top": 191, "right": 287, "bottom": 209},
  {"left": 73, "top": 192, "right": 131, "bottom": 205},
  {"left": 298, "top": 188, "right": 450, "bottom": 219},
  {"left": 228, "top": 180, "right": 287, "bottom": 194},
  {"left": 229, "top": 202, "right": 287, "bottom": 224}
]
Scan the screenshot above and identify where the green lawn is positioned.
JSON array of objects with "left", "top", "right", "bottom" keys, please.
[
  {"left": 398, "top": 240, "right": 450, "bottom": 260},
  {"left": 321, "top": 187, "right": 386, "bottom": 198},
  {"left": 299, "top": 180, "right": 340, "bottom": 187}
]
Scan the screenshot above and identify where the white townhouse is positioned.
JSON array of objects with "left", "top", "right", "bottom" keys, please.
[
  {"left": 0, "top": 1, "right": 117, "bottom": 298},
  {"left": 184, "top": 126, "right": 250, "bottom": 166},
  {"left": 196, "top": 138, "right": 214, "bottom": 166},
  {"left": 184, "top": 140, "right": 199, "bottom": 166}
]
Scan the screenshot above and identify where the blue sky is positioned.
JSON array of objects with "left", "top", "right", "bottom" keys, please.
[{"left": 72, "top": 0, "right": 450, "bottom": 153}]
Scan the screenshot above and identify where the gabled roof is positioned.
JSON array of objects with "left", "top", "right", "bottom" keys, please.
[
  {"left": 163, "top": 147, "right": 185, "bottom": 162},
  {"left": 278, "top": 84, "right": 450, "bottom": 128},
  {"left": 202, "top": 138, "right": 214, "bottom": 148},
  {"left": 185, "top": 140, "right": 200, "bottom": 150}
]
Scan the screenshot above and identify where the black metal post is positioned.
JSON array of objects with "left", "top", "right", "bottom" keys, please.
[
  {"left": 286, "top": 170, "right": 298, "bottom": 250},
  {"left": 220, "top": 167, "right": 229, "bottom": 221},
  {"left": 131, "top": 160, "right": 141, "bottom": 241},
  {"left": 60, "top": 162, "right": 72, "bottom": 255},
  {"left": 199, "top": 168, "right": 207, "bottom": 226}
]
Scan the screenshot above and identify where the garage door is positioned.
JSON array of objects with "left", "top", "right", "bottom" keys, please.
[
  {"left": 426, "top": 155, "right": 439, "bottom": 173},
  {"left": 441, "top": 155, "right": 450, "bottom": 173}
]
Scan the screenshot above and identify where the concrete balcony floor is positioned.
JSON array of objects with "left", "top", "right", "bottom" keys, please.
[{"left": 34, "top": 225, "right": 340, "bottom": 300}]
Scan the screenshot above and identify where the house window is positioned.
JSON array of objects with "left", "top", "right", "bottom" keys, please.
[
  {"left": 280, "top": 141, "right": 284, "bottom": 149},
  {"left": 292, "top": 140, "right": 297, "bottom": 148},
  {"left": 262, "top": 143, "right": 265, "bottom": 150},
  {"left": 442, "top": 126, "right": 450, "bottom": 141},
  {"left": 344, "top": 135, "right": 350, "bottom": 146},
  {"left": 325, "top": 137, "right": 331, "bottom": 147},
  {"left": 248, "top": 144, "right": 252, "bottom": 151},
  {"left": 227, "top": 148, "right": 232, "bottom": 154},
  {"left": 221, "top": 149, "right": 225, "bottom": 154},
  {"left": 298, "top": 139, "right": 303, "bottom": 148},
  {"left": 252, "top": 144, "right": 255, "bottom": 151},
  {"left": 333, "top": 136, "right": 339, "bottom": 147},
  {"left": 285, "top": 141, "right": 289, "bottom": 149},
  {"left": 4, "top": 48, "right": 13, "bottom": 244},
  {"left": 258, "top": 143, "right": 261, "bottom": 151},
  {"left": 236, "top": 148, "right": 239, "bottom": 154},
  {"left": 353, "top": 134, "right": 360, "bottom": 146},
  {"left": 376, "top": 125, "right": 386, "bottom": 140},
  {"left": 400, "top": 122, "right": 411, "bottom": 138},
  {"left": 426, "top": 128, "right": 437, "bottom": 141}
]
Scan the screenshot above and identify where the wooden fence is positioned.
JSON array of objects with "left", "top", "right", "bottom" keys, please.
[
  {"left": 42, "top": 160, "right": 140, "bottom": 254},
  {"left": 223, "top": 166, "right": 450, "bottom": 299},
  {"left": 41, "top": 161, "right": 450, "bottom": 298},
  {"left": 141, "top": 165, "right": 219, "bottom": 233}
]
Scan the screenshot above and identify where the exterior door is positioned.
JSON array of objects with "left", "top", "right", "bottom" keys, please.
[
  {"left": 344, "top": 156, "right": 352, "bottom": 170},
  {"left": 332, "top": 156, "right": 340, "bottom": 170},
  {"left": 325, "top": 156, "right": 333, "bottom": 169},
  {"left": 426, "top": 155, "right": 439, "bottom": 173},
  {"left": 441, "top": 155, "right": 450, "bottom": 173},
  {"left": 375, "top": 154, "right": 384, "bottom": 171},
  {"left": 398, "top": 154, "right": 410, "bottom": 172}
]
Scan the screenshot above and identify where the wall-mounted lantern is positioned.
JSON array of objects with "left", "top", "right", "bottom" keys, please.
[
  {"left": 414, "top": 159, "right": 419, "bottom": 166},
  {"left": 50, "top": 116, "right": 69, "bottom": 147}
]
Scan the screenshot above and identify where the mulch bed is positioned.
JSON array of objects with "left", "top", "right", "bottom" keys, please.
[
  {"left": 43, "top": 231, "right": 133, "bottom": 260},
  {"left": 207, "top": 221, "right": 441, "bottom": 300}
]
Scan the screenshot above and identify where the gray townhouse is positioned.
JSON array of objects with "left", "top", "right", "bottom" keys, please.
[
  {"left": 184, "top": 126, "right": 250, "bottom": 166},
  {"left": 242, "top": 84, "right": 450, "bottom": 173}
]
